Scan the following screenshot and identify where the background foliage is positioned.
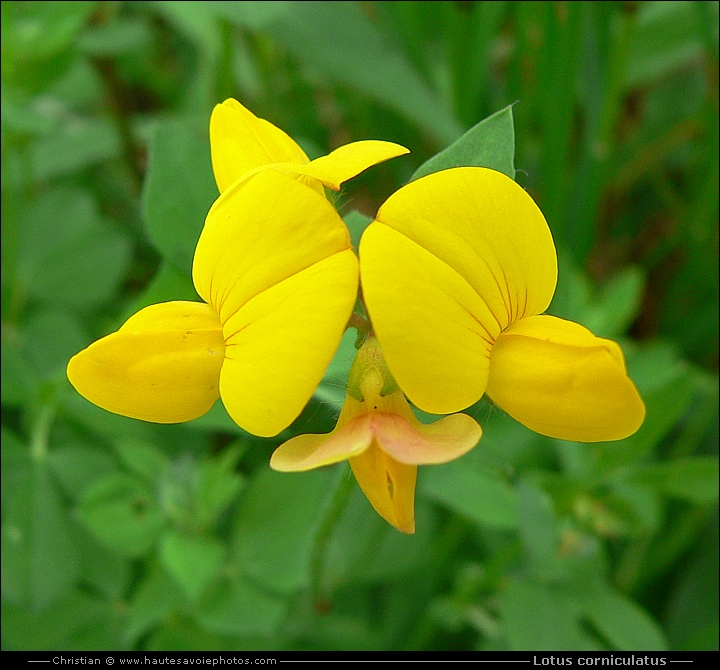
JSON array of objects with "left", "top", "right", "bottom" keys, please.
[{"left": 2, "top": 0, "right": 718, "bottom": 652}]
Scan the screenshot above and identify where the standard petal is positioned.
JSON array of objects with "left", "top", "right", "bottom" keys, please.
[
  {"left": 67, "top": 302, "right": 224, "bottom": 423},
  {"left": 350, "top": 443, "right": 417, "bottom": 534},
  {"left": 360, "top": 222, "right": 497, "bottom": 414},
  {"left": 293, "top": 140, "right": 410, "bottom": 190},
  {"left": 209, "top": 98, "right": 309, "bottom": 193},
  {"left": 193, "top": 169, "right": 353, "bottom": 325},
  {"left": 219, "top": 250, "right": 358, "bottom": 437},
  {"left": 372, "top": 412, "right": 482, "bottom": 465},
  {"left": 374, "top": 167, "right": 557, "bottom": 329},
  {"left": 486, "top": 315, "right": 646, "bottom": 442}
]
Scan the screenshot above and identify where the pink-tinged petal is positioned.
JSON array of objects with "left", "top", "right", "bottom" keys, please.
[
  {"left": 270, "top": 418, "right": 373, "bottom": 472},
  {"left": 486, "top": 315, "right": 646, "bottom": 442},
  {"left": 350, "top": 443, "right": 417, "bottom": 534},
  {"left": 371, "top": 412, "right": 482, "bottom": 466}
]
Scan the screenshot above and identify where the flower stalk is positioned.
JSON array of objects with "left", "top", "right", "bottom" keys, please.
[{"left": 309, "top": 462, "right": 356, "bottom": 609}]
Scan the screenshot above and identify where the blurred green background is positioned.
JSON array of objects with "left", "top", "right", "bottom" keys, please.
[{"left": 2, "top": 0, "right": 718, "bottom": 652}]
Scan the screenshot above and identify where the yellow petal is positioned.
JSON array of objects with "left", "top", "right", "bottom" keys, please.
[
  {"left": 350, "top": 443, "right": 417, "bottom": 534},
  {"left": 486, "top": 315, "right": 646, "bottom": 442},
  {"left": 209, "top": 98, "right": 309, "bottom": 193},
  {"left": 360, "top": 222, "right": 497, "bottom": 414},
  {"left": 193, "top": 169, "right": 353, "bottom": 326},
  {"left": 373, "top": 167, "right": 557, "bottom": 329},
  {"left": 220, "top": 250, "right": 358, "bottom": 437},
  {"left": 371, "top": 412, "right": 482, "bottom": 465},
  {"left": 270, "top": 397, "right": 373, "bottom": 472},
  {"left": 293, "top": 140, "right": 410, "bottom": 190},
  {"left": 66, "top": 302, "right": 224, "bottom": 423}
]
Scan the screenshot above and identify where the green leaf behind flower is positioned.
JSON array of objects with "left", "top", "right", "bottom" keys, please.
[
  {"left": 143, "top": 123, "right": 217, "bottom": 276},
  {"left": 411, "top": 103, "right": 516, "bottom": 181}
]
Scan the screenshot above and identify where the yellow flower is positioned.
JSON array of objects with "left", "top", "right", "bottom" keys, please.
[
  {"left": 271, "top": 337, "right": 482, "bottom": 533},
  {"left": 68, "top": 100, "right": 409, "bottom": 437},
  {"left": 67, "top": 169, "right": 359, "bottom": 437},
  {"left": 359, "top": 167, "right": 646, "bottom": 442},
  {"left": 210, "top": 98, "right": 409, "bottom": 194}
]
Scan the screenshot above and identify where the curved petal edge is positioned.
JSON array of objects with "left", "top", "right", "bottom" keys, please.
[
  {"left": 486, "top": 315, "right": 646, "bottom": 442},
  {"left": 67, "top": 302, "right": 224, "bottom": 423}
]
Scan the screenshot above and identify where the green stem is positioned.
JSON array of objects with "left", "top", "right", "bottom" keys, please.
[
  {"left": 309, "top": 462, "right": 356, "bottom": 608},
  {"left": 347, "top": 312, "right": 370, "bottom": 338},
  {"left": 215, "top": 19, "right": 236, "bottom": 104},
  {"left": 30, "top": 402, "right": 55, "bottom": 462},
  {"left": 400, "top": 515, "right": 471, "bottom": 650},
  {"left": 618, "top": 505, "right": 712, "bottom": 595}
]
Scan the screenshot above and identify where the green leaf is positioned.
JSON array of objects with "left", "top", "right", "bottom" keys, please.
[
  {"left": 664, "top": 518, "right": 719, "bottom": 650},
  {"left": 352, "top": 498, "right": 438, "bottom": 583},
  {"left": 17, "top": 187, "right": 132, "bottom": 309},
  {"left": 602, "top": 482, "right": 662, "bottom": 536},
  {"left": 580, "top": 266, "right": 646, "bottom": 338},
  {"left": 314, "top": 486, "right": 388, "bottom": 591},
  {"left": 628, "top": 366, "right": 700, "bottom": 457},
  {"left": 470, "top": 407, "right": 548, "bottom": 469},
  {"left": 152, "top": 0, "right": 223, "bottom": 47},
  {"left": 20, "top": 309, "right": 88, "bottom": 381},
  {"left": 411, "top": 103, "right": 516, "bottom": 181},
  {"left": 61, "top": 390, "right": 163, "bottom": 442},
  {"left": 211, "top": 0, "right": 463, "bottom": 145},
  {"left": 1, "top": 450, "right": 79, "bottom": 609},
  {"left": 626, "top": 1, "right": 710, "bottom": 88},
  {"left": 283, "top": 591, "right": 387, "bottom": 649},
  {"left": 145, "top": 620, "right": 226, "bottom": 652},
  {"left": 186, "top": 399, "right": 246, "bottom": 434},
  {"left": 580, "top": 588, "right": 668, "bottom": 651},
  {"left": 1, "top": 1, "right": 93, "bottom": 61},
  {"left": 31, "top": 117, "right": 122, "bottom": 181},
  {"left": 0, "top": 339, "right": 39, "bottom": 406},
  {"left": 233, "top": 466, "right": 333, "bottom": 593},
  {"left": 1, "top": 428, "right": 26, "bottom": 510},
  {"left": 314, "top": 328, "right": 356, "bottom": 412},
  {"left": 626, "top": 340, "right": 688, "bottom": 394},
  {"left": 322, "top": 490, "right": 438, "bottom": 590},
  {"left": 159, "top": 530, "right": 225, "bottom": 601},
  {"left": 501, "top": 579, "right": 594, "bottom": 650},
  {"left": 125, "top": 261, "right": 200, "bottom": 320},
  {"left": 142, "top": 122, "right": 218, "bottom": 276},
  {"left": 343, "top": 210, "right": 373, "bottom": 252},
  {"left": 517, "top": 479, "right": 558, "bottom": 570},
  {"left": 114, "top": 438, "right": 169, "bottom": 485},
  {"left": 629, "top": 457, "right": 719, "bottom": 504},
  {"left": 195, "top": 444, "right": 244, "bottom": 529},
  {"left": 76, "top": 472, "right": 165, "bottom": 556},
  {"left": 2, "top": 590, "right": 121, "bottom": 651},
  {"left": 123, "top": 565, "right": 185, "bottom": 646},
  {"left": 548, "top": 251, "right": 594, "bottom": 323},
  {"left": 206, "top": 1, "right": 292, "bottom": 30},
  {"left": 75, "top": 527, "right": 131, "bottom": 601},
  {"left": 47, "top": 444, "right": 118, "bottom": 500},
  {"left": 196, "top": 575, "right": 287, "bottom": 638},
  {"left": 1, "top": 1, "right": 96, "bottom": 93},
  {"left": 0, "top": 95, "right": 58, "bottom": 136},
  {"left": 77, "top": 17, "right": 151, "bottom": 56},
  {"left": 419, "top": 452, "right": 517, "bottom": 529},
  {"left": 593, "top": 361, "right": 699, "bottom": 472}
]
